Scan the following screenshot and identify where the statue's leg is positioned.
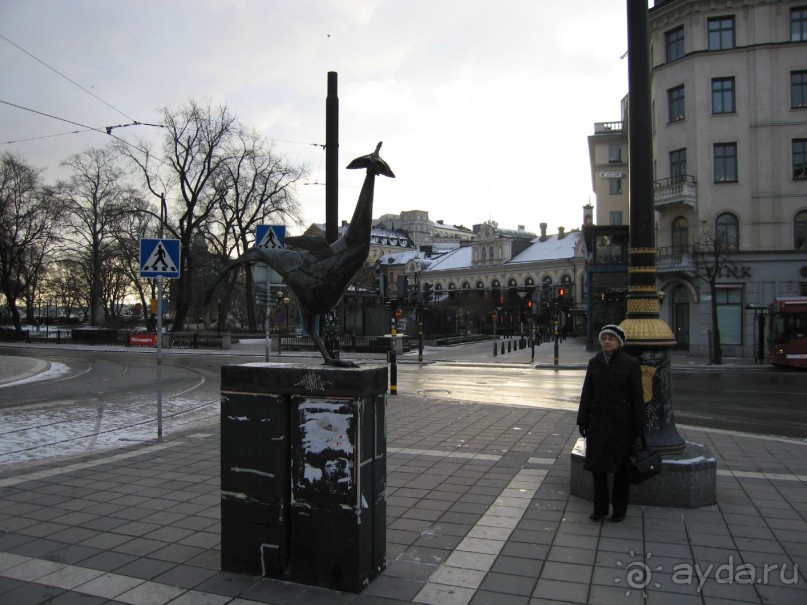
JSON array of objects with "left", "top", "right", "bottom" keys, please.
[{"left": 304, "top": 312, "right": 357, "bottom": 368}]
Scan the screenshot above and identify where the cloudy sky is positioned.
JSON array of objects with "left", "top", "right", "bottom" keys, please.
[{"left": 2, "top": 0, "right": 635, "bottom": 237}]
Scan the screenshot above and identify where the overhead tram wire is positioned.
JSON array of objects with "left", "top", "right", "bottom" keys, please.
[
  {"left": 0, "top": 98, "right": 170, "bottom": 169},
  {"left": 0, "top": 98, "right": 163, "bottom": 138},
  {"left": 2, "top": 129, "right": 96, "bottom": 145},
  {"left": 0, "top": 32, "right": 137, "bottom": 123}
]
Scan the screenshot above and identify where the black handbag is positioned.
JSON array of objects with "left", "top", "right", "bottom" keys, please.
[{"left": 627, "top": 438, "right": 662, "bottom": 484}]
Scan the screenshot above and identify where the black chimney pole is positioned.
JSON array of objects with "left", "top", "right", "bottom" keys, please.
[{"left": 326, "top": 72, "right": 339, "bottom": 244}]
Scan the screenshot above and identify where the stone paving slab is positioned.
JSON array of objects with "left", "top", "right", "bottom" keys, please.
[{"left": 0, "top": 393, "right": 805, "bottom": 604}]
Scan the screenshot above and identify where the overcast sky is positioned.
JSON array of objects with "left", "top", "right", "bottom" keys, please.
[{"left": 1, "top": 0, "right": 635, "bottom": 237}]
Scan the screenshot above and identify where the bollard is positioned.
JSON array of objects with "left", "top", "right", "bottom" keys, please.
[
  {"left": 508, "top": 340, "right": 512, "bottom": 353},
  {"left": 493, "top": 340, "right": 498, "bottom": 356},
  {"left": 389, "top": 315, "right": 397, "bottom": 395},
  {"left": 501, "top": 341, "right": 505, "bottom": 355}
]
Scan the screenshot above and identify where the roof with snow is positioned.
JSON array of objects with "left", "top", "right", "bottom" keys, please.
[{"left": 507, "top": 231, "right": 582, "bottom": 264}]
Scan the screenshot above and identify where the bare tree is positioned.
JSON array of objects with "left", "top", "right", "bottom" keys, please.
[
  {"left": 53, "top": 147, "right": 130, "bottom": 325},
  {"left": 0, "top": 153, "right": 63, "bottom": 333},
  {"left": 110, "top": 194, "right": 158, "bottom": 328},
  {"left": 118, "top": 99, "right": 237, "bottom": 331},
  {"left": 690, "top": 225, "right": 734, "bottom": 365},
  {"left": 44, "top": 262, "right": 83, "bottom": 322},
  {"left": 207, "top": 129, "right": 306, "bottom": 331}
]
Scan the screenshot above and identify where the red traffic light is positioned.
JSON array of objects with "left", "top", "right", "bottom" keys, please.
[{"left": 558, "top": 288, "right": 566, "bottom": 297}]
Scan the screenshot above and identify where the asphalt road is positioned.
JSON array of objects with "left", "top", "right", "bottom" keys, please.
[{"left": 1, "top": 346, "right": 805, "bottom": 459}]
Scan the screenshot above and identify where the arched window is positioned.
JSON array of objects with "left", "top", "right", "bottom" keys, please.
[
  {"left": 795, "top": 210, "right": 807, "bottom": 250},
  {"left": 489, "top": 246, "right": 494, "bottom": 261},
  {"left": 481, "top": 248, "right": 486, "bottom": 261},
  {"left": 672, "top": 216, "right": 689, "bottom": 252},
  {"left": 715, "top": 213, "right": 739, "bottom": 251}
]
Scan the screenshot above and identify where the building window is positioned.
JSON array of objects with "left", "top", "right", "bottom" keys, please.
[
  {"left": 608, "top": 144, "right": 622, "bottom": 163},
  {"left": 594, "top": 234, "right": 628, "bottom": 264},
  {"left": 795, "top": 139, "right": 807, "bottom": 180},
  {"left": 609, "top": 211, "right": 623, "bottom": 226},
  {"left": 708, "top": 16, "right": 735, "bottom": 50},
  {"left": 609, "top": 178, "right": 623, "bottom": 195},
  {"left": 711, "top": 77, "right": 735, "bottom": 114},
  {"left": 795, "top": 210, "right": 807, "bottom": 250},
  {"left": 792, "top": 71, "right": 807, "bottom": 109},
  {"left": 792, "top": 6, "right": 807, "bottom": 41},
  {"left": 714, "top": 143, "right": 738, "bottom": 182},
  {"left": 672, "top": 217, "right": 689, "bottom": 252},
  {"left": 665, "top": 26, "right": 685, "bottom": 62},
  {"left": 668, "top": 85, "right": 685, "bottom": 122},
  {"left": 670, "top": 148, "right": 687, "bottom": 184},
  {"left": 716, "top": 212, "right": 739, "bottom": 252}
]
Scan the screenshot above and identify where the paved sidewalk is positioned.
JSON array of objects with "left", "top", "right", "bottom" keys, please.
[
  {"left": 0, "top": 388, "right": 805, "bottom": 604},
  {"left": 0, "top": 340, "right": 803, "bottom": 604}
]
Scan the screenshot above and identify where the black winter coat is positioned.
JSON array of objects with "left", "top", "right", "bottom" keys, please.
[{"left": 577, "top": 349, "right": 645, "bottom": 473}]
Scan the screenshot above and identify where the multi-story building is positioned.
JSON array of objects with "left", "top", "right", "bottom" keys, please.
[
  {"left": 589, "top": 0, "right": 807, "bottom": 358},
  {"left": 384, "top": 222, "right": 588, "bottom": 336},
  {"left": 375, "top": 210, "right": 475, "bottom": 250}
]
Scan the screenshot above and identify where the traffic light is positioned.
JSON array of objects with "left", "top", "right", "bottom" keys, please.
[
  {"left": 397, "top": 275, "right": 409, "bottom": 301},
  {"left": 374, "top": 263, "right": 387, "bottom": 299},
  {"left": 423, "top": 283, "right": 434, "bottom": 305}
]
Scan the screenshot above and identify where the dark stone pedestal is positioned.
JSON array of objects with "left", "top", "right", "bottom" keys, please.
[
  {"left": 570, "top": 438, "right": 717, "bottom": 509},
  {"left": 220, "top": 362, "right": 387, "bottom": 593}
]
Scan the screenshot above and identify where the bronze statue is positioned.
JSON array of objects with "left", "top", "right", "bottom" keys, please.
[{"left": 214, "top": 142, "right": 394, "bottom": 366}]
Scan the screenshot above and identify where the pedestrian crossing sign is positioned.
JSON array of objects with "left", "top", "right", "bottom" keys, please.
[
  {"left": 256, "top": 224, "right": 286, "bottom": 249},
  {"left": 140, "top": 239, "right": 181, "bottom": 278}
]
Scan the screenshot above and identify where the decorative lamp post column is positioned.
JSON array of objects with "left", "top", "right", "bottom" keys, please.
[{"left": 622, "top": 0, "right": 685, "bottom": 455}]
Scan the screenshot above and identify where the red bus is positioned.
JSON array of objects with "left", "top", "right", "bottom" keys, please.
[{"left": 768, "top": 297, "right": 807, "bottom": 368}]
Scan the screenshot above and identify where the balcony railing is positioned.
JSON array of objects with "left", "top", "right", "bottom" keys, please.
[
  {"left": 656, "top": 246, "right": 696, "bottom": 272},
  {"left": 654, "top": 176, "right": 697, "bottom": 210},
  {"left": 593, "top": 121, "right": 623, "bottom": 134}
]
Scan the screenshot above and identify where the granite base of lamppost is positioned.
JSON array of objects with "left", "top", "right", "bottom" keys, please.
[{"left": 570, "top": 438, "right": 717, "bottom": 509}]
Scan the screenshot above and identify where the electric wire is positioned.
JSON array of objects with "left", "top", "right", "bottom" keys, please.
[
  {"left": 0, "top": 98, "right": 173, "bottom": 171},
  {"left": 0, "top": 32, "right": 137, "bottom": 122},
  {"left": 2, "top": 129, "right": 96, "bottom": 145}
]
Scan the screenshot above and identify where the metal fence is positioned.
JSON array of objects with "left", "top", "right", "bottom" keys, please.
[{"left": 280, "top": 334, "right": 410, "bottom": 353}]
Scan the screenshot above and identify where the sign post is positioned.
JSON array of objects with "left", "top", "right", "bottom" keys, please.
[
  {"left": 140, "top": 238, "right": 181, "bottom": 439},
  {"left": 253, "top": 225, "right": 286, "bottom": 362}
]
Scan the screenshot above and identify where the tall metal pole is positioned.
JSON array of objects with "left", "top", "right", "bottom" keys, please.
[
  {"left": 264, "top": 286, "right": 271, "bottom": 362},
  {"left": 156, "top": 276, "right": 163, "bottom": 439},
  {"left": 156, "top": 193, "right": 166, "bottom": 440},
  {"left": 326, "top": 72, "right": 339, "bottom": 244},
  {"left": 623, "top": 0, "right": 684, "bottom": 454}
]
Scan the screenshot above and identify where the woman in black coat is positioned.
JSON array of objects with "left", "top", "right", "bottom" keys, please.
[{"left": 577, "top": 324, "right": 645, "bottom": 522}]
